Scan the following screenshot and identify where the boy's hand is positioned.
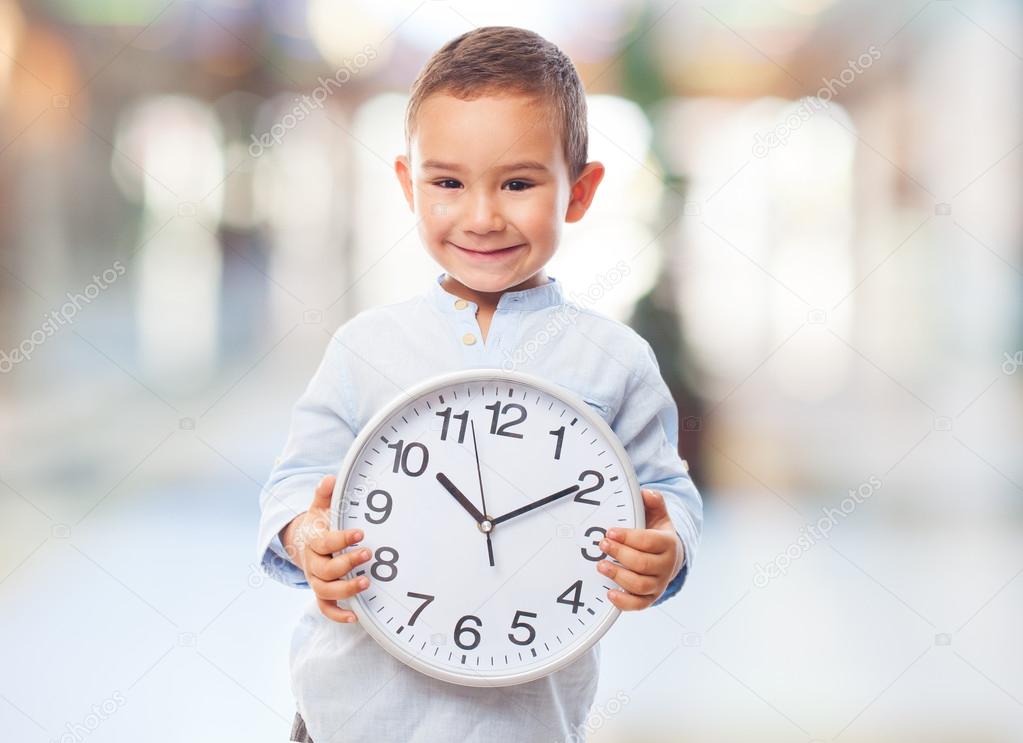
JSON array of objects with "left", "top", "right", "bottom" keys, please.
[
  {"left": 596, "top": 488, "right": 685, "bottom": 611},
  {"left": 280, "top": 475, "right": 372, "bottom": 623}
]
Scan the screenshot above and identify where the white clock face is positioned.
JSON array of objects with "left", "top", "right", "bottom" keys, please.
[{"left": 331, "top": 370, "right": 643, "bottom": 687}]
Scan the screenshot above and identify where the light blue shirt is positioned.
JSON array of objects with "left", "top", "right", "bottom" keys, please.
[{"left": 258, "top": 272, "right": 703, "bottom": 742}]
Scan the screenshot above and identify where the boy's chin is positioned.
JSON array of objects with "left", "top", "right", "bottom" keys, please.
[{"left": 448, "top": 272, "right": 529, "bottom": 295}]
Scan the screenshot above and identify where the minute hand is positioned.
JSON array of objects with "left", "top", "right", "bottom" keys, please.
[{"left": 491, "top": 485, "right": 580, "bottom": 526}]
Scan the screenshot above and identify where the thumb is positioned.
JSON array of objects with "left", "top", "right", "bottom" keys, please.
[
  {"left": 641, "top": 488, "right": 670, "bottom": 528},
  {"left": 310, "top": 475, "right": 337, "bottom": 512}
]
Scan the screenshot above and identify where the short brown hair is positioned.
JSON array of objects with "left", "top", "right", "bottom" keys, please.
[{"left": 404, "top": 26, "right": 588, "bottom": 180}]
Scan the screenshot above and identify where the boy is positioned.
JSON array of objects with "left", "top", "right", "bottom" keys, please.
[{"left": 258, "top": 26, "right": 703, "bottom": 743}]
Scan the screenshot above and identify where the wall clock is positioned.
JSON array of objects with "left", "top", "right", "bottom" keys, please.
[{"left": 330, "top": 369, "right": 644, "bottom": 686}]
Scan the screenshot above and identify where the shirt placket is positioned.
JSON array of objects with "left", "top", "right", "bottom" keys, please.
[{"left": 452, "top": 297, "right": 489, "bottom": 362}]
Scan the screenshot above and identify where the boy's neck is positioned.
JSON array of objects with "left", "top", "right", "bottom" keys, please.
[{"left": 441, "top": 271, "right": 550, "bottom": 313}]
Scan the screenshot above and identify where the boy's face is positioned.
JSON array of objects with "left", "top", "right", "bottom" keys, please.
[{"left": 395, "top": 93, "right": 604, "bottom": 297}]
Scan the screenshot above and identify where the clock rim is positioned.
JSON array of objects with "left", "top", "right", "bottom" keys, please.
[{"left": 329, "top": 367, "right": 645, "bottom": 687}]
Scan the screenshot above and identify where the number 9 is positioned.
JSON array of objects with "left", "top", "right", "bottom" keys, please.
[{"left": 365, "top": 489, "right": 392, "bottom": 524}]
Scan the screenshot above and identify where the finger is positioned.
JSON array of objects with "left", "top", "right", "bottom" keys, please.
[
  {"left": 604, "top": 526, "right": 672, "bottom": 557},
  {"left": 310, "top": 546, "right": 373, "bottom": 581},
  {"left": 317, "top": 597, "right": 359, "bottom": 624},
  {"left": 308, "top": 528, "right": 364, "bottom": 556},
  {"left": 607, "top": 588, "right": 654, "bottom": 611},
  {"left": 640, "top": 488, "right": 671, "bottom": 523},
  {"left": 597, "top": 559, "right": 661, "bottom": 597},
  {"left": 599, "top": 537, "right": 670, "bottom": 576},
  {"left": 310, "top": 574, "right": 371, "bottom": 601},
  {"left": 310, "top": 475, "right": 337, "bottom": 512}
]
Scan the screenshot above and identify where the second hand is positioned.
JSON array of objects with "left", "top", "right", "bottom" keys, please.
[{"left": 470, "top": 418, "right": 495, "bottom": 567}]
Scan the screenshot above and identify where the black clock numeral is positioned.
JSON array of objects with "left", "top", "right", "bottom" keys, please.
[
  {"left": 364, "top": 489, "right": 392, "bottom": 524},
  {"left": 455, "top": 614, "right": 482, "bottom": 650},
  {"left": 557, "top": 580, "right": 585, "bottom": 614},
  {"left": 484, "top": 401, "right": 526, "bottom": 439},
  {"left": 387, "top": 439, "right": 429, "bottom": 477},
  {"left": 580, "top": 526, "right": 607, "bottom": 562},
  {"left": 549, "top": 426, "right": 565, "bottom": 460},
  {"left": 574, "top": 469, "right": 604, "bottom": 506},
  {"left": 406, "top": 592, "right": 434, "bottom": 626},
  {"left": 370, "top": 546, "right": 399, "bottom": 582},
  {"left": 436, "top": 407, "right": 469, "bottom": 443},
  {"left": 508, "top": 610, "right": 537, "bottom": 646}
]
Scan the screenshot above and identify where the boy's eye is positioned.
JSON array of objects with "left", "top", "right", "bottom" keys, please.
[
  {"left": 504, "top": 180, "right": 533, "bottom": 192},
  {"left": 433, "top": 179, "right": 462, "bottom": 189}
]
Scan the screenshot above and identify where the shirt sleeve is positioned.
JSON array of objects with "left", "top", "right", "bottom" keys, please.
[
  {"left": 257, "top": 328, "right": 359, "bottom": 588},
  {"left": 613, "top": 339, "right": 703, "bottom": 606}
]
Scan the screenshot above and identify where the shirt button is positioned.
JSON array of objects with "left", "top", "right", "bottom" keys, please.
[
  {"left": 462, "top": 332, "right": 477, "bottom": 346},
  {"left": 454, "top": 299, "right": 468, "bottom": 310}
]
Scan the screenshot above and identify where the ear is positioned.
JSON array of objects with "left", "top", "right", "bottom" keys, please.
[
  {"left": 564, "top": 161, "right": 605, "bottom": 224},
  {"left": 394, "top": 154, "right": 415, "bottom": 212}
]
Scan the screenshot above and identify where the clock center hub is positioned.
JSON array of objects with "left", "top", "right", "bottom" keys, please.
[{"left": 478, "top": 518, "right": 494, "bottom": 534}]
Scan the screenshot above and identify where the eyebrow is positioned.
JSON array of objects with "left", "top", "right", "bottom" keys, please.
[{"left": 421, "top": 160, "right": 549, "bottom": 174}]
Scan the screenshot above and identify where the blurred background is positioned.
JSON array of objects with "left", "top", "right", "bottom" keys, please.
[{"left": 1, "top": 0, "right": 1021, "bottom": 741}]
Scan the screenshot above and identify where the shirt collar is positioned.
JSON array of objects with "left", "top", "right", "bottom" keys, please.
[{"left": 429, "top": 272, "right": 565, "bottom": 313}]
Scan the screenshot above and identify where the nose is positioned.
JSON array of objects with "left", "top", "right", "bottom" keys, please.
[{"left": 461, "top": 186, "right": 505, "bottom": 235}]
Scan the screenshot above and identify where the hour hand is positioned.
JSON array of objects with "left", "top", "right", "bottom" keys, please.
[
  {"left": 436, "top": 472, "right": 486, "bottom": 524},
  {"left": 492, "top": 485, "right": 580, "bottom": 526}
]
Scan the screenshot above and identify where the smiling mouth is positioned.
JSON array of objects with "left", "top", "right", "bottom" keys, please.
[
  {"left": 450, "top": 242, "right": 525, "bottom": 255},
  {"left": 450, "top": 244, "right": 527, "bottom": 258}
]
